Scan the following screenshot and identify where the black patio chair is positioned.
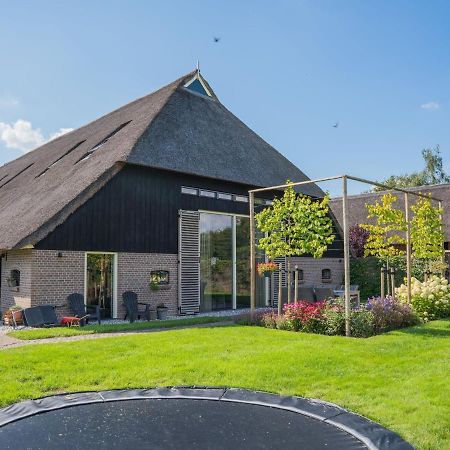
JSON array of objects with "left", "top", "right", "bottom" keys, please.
[
  {"left": 122, "top": 291, "right": 150, "bottom": 323},
  {"left": 22, "top": 305, "right": 58, "bottom": 328},
  {"left": 68, "top": 293, "right": 101, "bottom": 325},
  {"left": 314, "top": 287, "right": 335, "bottom": 302},
  {"left": 297, "top": 286, "right": 316, "bottom": 303}
]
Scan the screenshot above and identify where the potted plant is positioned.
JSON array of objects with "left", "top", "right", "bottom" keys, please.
[
  {"left": 156, "top": 302, "right": 168, "bottom": 320},
  {"left": 257, "top": 262, "right": 278, "bottom": 278},
  {"left": 2, "top": 305, "right": 23, "bottom": 326}
]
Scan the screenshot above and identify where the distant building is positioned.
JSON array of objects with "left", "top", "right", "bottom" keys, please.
[{"left": 329, "top": 184, "right": 450, "bottom": 276}]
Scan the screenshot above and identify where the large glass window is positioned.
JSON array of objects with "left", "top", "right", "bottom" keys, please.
[
  {"left": 200, "top": 214, "right": 233, "bottom": 312},
  {"left": 86, "top": 253, "right": 115, "bottom": 318},
  {"left": 199, "top": 213, "right": 266, "bottom": 312}
]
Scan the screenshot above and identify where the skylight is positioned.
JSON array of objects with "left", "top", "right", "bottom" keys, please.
[
  {"left": 36, "top": 140, "right": 86, "bottom": 178},
  {"left": 0, "top": 163, "right": 33, "bottom": 189},
  {"left": 75, "top": 121, "right": 131, "bottom": 164}
]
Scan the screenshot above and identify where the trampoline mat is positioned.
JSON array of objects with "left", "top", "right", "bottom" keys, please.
[{"left": 0, "top": 398, "right": 366, "bottom": 450}]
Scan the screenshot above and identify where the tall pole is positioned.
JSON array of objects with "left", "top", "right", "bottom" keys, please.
[
  {"left": 294, "top": 265, "right": 299, "bottom": 302},
  {"left": 342, "top": 176, "right": 351, "bottom": 337},
  {"left": 277, "top": 264, "right": 283, "bottom": 316},
  {"left": 404, "top": 193, "right": 412, "bottom": 304},
  {"left": 249, "top": 191, "right": 256, "bottom": 311},
  {"left": 287, "top": 259, "right": 291, "bottom": 304},
  {"left": 438, "top": 201, "right": 445, "bottom": 276}
]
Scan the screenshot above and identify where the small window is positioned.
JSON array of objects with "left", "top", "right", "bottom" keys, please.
[
  {"left": 184, "top": 78, "right": 211, "bottom": 97},
  {"left": 199, "top": 189, "right": 216, "bottom": 198},
  {"left": 217, "top": 192, "right": 232, "bottom": 201},
  {"left": 8, "top": 269, "right": 20, "bottom": 288},
  {"left": 181, "top": 186, "right": 198, "bottom": 196},
  {"left": 298, "top": 269, "right": 304, "bottom": 282},
  {"left": 234, "top": 195, "right": 248, "bottom": 203},
  {"left": 264, "top": 199, "right": 273, "bottom": 206},
  {"left": 76, "top": 121, "right": 131, "bottom": 163},
  {"left": 322, "top": 269, "right": 331, "bottom": 282},
  {"left": 151, "top": 270, "right": 170, "bottom": 285}
]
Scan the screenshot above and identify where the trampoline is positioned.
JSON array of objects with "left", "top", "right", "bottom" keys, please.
[{"left": 0, "top": 387, "right": 413, "bottom": 450}]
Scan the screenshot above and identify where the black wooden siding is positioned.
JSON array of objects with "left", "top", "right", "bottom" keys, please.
[{"left": 36, "top": 164, "right": 344, "bottom": 257}]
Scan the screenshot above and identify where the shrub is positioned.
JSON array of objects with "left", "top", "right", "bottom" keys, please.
[
  {"left": 396, "top": 276, "right": 450, "bottom": 321},
  {"left": 283, "top": 301, "right": 327, "bottom": 333},
  {"left": 322, "top": 306, "right": 375, "bottom": 338},
  {"left": 350, "top": 308, "right": 375, "bottom": 338},
  {"left": 275, "top": 314, "right": 293, "bottom": 331},
  {"left": 234, "top": 311, "right": 265, "bottom": 326},
  {"left": 366, "top": 296, "right": 420, "bottom": 333},
  {"left": 260, "top": 311, "right": 278, "bottom": 329}
]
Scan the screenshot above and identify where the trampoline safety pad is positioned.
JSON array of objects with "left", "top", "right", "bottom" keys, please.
[{"left": 0, "top": 387, "right": 414, "bottom": 450}]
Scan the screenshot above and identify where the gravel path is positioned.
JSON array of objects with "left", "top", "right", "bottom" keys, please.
[{"left": 0, "top": 320, "right": 236, "bottom": 350}]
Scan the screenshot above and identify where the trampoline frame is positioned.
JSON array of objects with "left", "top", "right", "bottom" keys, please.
[{"left": 0, "top": 387, "right": 413, "bottom": 450}]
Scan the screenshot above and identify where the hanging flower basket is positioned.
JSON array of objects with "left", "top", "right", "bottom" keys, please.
[{"left": 257, "top": 262, "right": 278, "bottom": 277}]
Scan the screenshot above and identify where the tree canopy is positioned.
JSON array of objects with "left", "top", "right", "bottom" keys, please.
[
  {"left": 410, "top": 196, "right": 445, "bottom": 260},
  {"left": 372, "top": 146, "right": 450, "bottom": 192},
  {"left": 255, "top": 183, "right": 335, "bottom": 260},
  {"left": 361, "top": 193, "right": 406, "bottom": 261}
]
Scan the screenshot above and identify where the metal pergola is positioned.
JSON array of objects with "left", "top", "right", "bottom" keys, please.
[{"left": 248, "top": 175, "right": 443, "bottom": 337}]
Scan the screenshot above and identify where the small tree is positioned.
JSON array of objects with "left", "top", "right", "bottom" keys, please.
[
  {"left": 361, "top": 193, "right": 406, "bottom": 261},
  {"left": 410, "top": 195, "right": 445, "bottom": 276},
  {"left": 361, "top": 193, "right": 406, "bottom": 296},
  {"left": 255, "top": 182, "right": 335, "bottom": 310}
]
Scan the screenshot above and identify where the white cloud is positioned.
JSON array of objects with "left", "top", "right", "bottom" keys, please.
[
  {"left": 420, "top": 101, "right": 440, "bottom": 110},
  {"left": 0, "top": 120, "right": 73, "bottom": 153},
  {"left": 49, "top": 127, "right": 74, "bottom": 141}
]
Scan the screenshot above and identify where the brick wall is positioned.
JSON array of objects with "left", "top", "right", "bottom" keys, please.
[
  {"left": 32, "top": 250, "right": 85, "bottom": 317},
  {"left": 0, "top": 249, "right": 33, "bottom": 312},
  {"left": 117, "top": 253, "right": 178, "bottom": 318},
  {"left": 30, "top": 250, "right": 178, "bottom": 319},
  {"left": 290, "top": 257, "right": 344, "bottom": 286}
]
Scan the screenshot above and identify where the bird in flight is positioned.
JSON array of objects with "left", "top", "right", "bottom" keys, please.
[
  {"left": 213, "top": 37, "right": 221, "bottom": 43},
  {"left": 333, "top": 122, "right": 339, "bottom": 128}
]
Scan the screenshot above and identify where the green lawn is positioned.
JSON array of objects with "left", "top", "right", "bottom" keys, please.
[
  {"left": 1, "top": 320, "right": 449, "bottom": 449},
  {"left": 8, "top": 316, "right": 231, "bottom": 340}
]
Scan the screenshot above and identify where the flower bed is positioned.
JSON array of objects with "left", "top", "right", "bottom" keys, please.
[
  {"left": 242, "top": 297, "right": 420, "bottom": 338},
  {"left": 396, "top": 276, "right": 450, "bottom": 321}
]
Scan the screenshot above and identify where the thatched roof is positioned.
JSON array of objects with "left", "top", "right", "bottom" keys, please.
[
  {"left": 0, "top": 70, "right": 322, "bottom": 249},
  {"left": 329, "top": 183, "right": 450, "bottom": 241}
]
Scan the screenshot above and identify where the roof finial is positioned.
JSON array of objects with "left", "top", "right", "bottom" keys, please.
[{"left": 196, "top": 59, "right": 200, "bottom": 74}]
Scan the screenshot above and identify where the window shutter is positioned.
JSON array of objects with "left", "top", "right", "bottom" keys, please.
[{"left": 178, "top": 210, "right": 200, "bottom": 314}]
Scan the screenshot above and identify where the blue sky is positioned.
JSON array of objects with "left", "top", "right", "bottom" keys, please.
[{"left": 1, "top": 0, "right": 449, "bottom": 195}]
